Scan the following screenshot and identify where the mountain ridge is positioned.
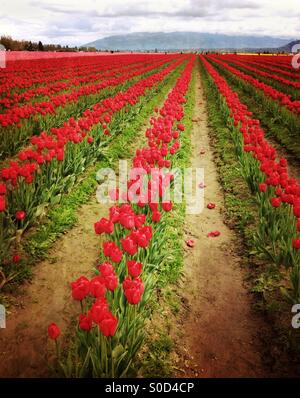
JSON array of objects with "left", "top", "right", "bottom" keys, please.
[{"left": 84, "top": 31, "right": 293, "bottom": 51}]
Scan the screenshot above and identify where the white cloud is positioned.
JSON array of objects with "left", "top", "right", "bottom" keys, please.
[{"left": 0, "top": 0, "right": 298, "bottom": 46}]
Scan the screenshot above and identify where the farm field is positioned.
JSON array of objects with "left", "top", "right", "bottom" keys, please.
[{"left": 0, "top": 52, "right": 300, "bottom": 378}]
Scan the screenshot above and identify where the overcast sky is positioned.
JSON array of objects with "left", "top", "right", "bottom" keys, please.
[{"left": 0, "top": 0, "right": 299, "bottom": 46}]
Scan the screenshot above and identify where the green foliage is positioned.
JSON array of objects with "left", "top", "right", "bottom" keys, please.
[{"left": 141, "top": 333, "right": 174, "bottom": 378}]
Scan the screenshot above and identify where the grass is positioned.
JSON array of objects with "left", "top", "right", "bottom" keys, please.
[{"left": 141, "top": 332, "right": 174, "bottom": 378}]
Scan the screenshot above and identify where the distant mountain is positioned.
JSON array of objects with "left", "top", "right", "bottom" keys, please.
[
  {"left": 277, "top": 40, "right": 300, "bottom": 53},
  {"left": 85, "top": 32, "right": 292, "bottom": 51}
]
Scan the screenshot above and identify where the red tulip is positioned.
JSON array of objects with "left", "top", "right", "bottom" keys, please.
[
  {"left": 259, "top": 183, "right": 267, "bottom": 192},
  {"left": 71, "top": 276, "right": 90, "bottom": 301},
  {"left": 103, "top": 241, "right": 114, "bottom": 257},
  {"left": 271, "top": 197, "right": 281, "bottom": 208},
  {"left": 152, "top": 210, "right": 161, "bottom": 222},
  {"left": 94, "top": 218, "right": 114, "bottom": 235},
  {"left": 79, "top": 314, "right": 92, "bottom": 331},
  {"left": 48, "top": 323, "right": 61, "bottom": 340},
  {"left": 121, "top": 236, "right": 138, "bottom": 255},
  {"left": 293, "top": 238, "right": 300, "bottom": 250},
  {"left": 15, "top": 211, "right": 26, "bottom": 220},
  {"left": 89, "top": 300, "right": 109, "bottom": 324},
  {"left": 0, "top": 183, "right": 6, "bottom": 195},
  {"left": 141, "top": 225, "right": 152, "bottom": 240},
  {"left": 99, "top": 313, "right": 118, "bottom": 337},
  {"left": 109, "top": 206, "right": 120, "bottom": 223},
  {"left": 161, "top": 201, "right": 172, "bottom": 212},
  {"left": 0, "top": 197, "right": 5, "bottom": 212},
  {"left": 293, "top": 206, "right": 300, "bottom": 218},
  {"left": 123, "top": 277, "right": 144, "bottom": 305},
  {"left": 134, "top": 214, "right": 146, "bottom": 229},
  {"left": 89, "top": 276, "right": 106, "bottom": 298},
  {"left": 98, "top": 262, "right": 114, "bottom": 276},
  {"left": 150, "top": 202, "right": 159, "bottom": 212},
  {"left": 109, "top": 246, "right": 123, "bottom": 263},
  {"left": 103, "top": 241, "right": 123, "bottom": 263},
  {"left": 136, "top": 232, "right": 149, "bottom": 248},
  {"left": 119, "top": 213, "right": 135, "bottom": 230},
  {"left": 12, "top": 255, "right": 21, "bottom": 263},
  {"left": 127, "top": 260, "right": 143, "bottom": 278},
  {"left": 103, "top": 273, "right": 118, "bottom": 291}
]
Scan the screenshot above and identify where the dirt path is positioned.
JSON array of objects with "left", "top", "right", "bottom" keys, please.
[{"left": 173, "top": 67, "right": 269, "bottom": 378}]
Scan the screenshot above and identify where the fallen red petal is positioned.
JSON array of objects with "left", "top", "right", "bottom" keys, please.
[
  {"left": 207, "top": 203, "right": 216, "bottom": 209},
  {"left": 186, "top": 239, "right": 195, "bottom": 247},
  {"left": 198, "top": 182, "right": 207, "bottom": 189},
  {"left": 207, "top": 231, "right": 221, "bottom": 238}
]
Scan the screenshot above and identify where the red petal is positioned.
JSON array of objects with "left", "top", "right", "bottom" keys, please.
[
  {"left": 198, "top": 182, "right": 207, "bottom": 189},
  {"left": 207, "top": 203, "right": 216, "bottom": 209},
  {"left": 186, "top": 239, "right": 195, "bottom": 247},
  {"left": 207, "top": 231, "right": 221, "bottom": 238}
]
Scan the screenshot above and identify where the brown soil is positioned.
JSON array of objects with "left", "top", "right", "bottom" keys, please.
[{"left": 172, "top": 68, "right": 270, "bottom": 378}]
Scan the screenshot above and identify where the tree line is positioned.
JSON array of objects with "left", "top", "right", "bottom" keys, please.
[{"left": 0, "top": 36, "right": 97, "bottom": 52}]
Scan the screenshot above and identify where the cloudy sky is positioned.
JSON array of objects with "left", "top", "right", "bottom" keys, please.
[{"left": 0, "top": 0, "right": 299, "bottom": 46}]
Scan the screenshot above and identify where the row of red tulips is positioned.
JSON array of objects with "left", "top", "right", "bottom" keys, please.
[
  {"left": 0, "top": 54, "right": 160, "bottom": 96},
  {"left": 218, "top": 55, "right": 300, "bottom": 88},
  {"left": 207, "top": 55, "right": 300, "bottom": 116},
  {"left": 243, "top": 54, "right": 299, "bottom": 71},
  {"left": 48, "top": 56, "right": 195, "bottom": 378},
  {"left": 0, "top": 56, "right": 152, "bottom": 109},
  {"left": 0, "top": 55, "right": 178, "bottom": 127},
  {"left": 0, "top": 57, "right": 120, "bottom": 106},
  {"left": 0, "top": 56, "right": 188, "bottom": 275},
  {"left": 236, "top": 57, "right": 300, "bottom": 81},
  {"left": 201, "top": 55, "right": 300, "bottom": 303},
  {"left": 0, "top": 56, "right": 182, "bottom": 159},
  {"left": 0, "top": 56, "right": 108, "bottom": 97}
]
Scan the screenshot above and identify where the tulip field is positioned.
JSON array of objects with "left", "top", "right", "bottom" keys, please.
[{"left": 0, "top": 52, "right": 300, "bottom": 378}]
